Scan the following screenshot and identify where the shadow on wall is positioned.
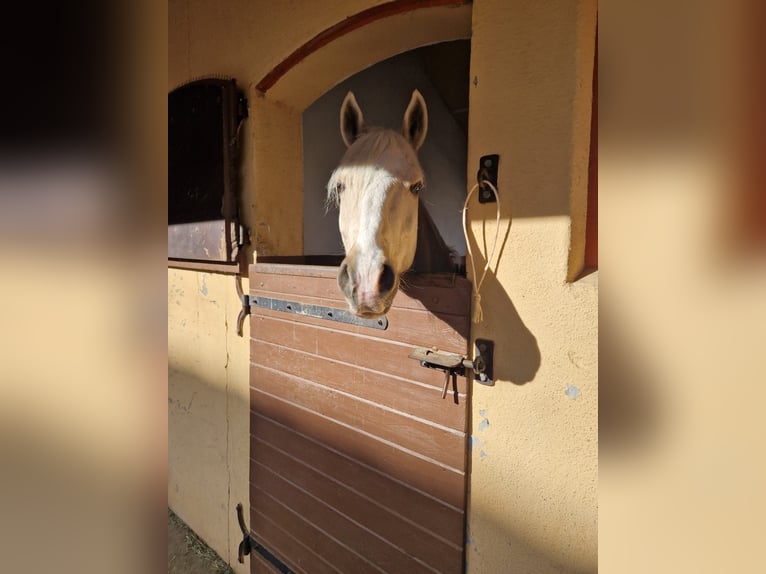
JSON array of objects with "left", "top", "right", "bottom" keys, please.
[
  {"left": 401, "top": 204, "right": 541, "bottom": 385},
  {"left": 469, "top": 208, "right": 541, "bottom": 385},
  {"left": 479, "top": 270, "right": 541, "bottom": 385}
]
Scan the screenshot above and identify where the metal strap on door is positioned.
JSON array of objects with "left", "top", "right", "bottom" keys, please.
[
  {"left": 236, "top": 276, "right": 388, "bottom": 336},
  {"left": 251, "top": 295, "right": 388, "bottom": 329}
]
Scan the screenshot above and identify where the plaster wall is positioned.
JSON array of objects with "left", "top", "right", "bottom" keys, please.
[
  {"left": 465, "top": 2, "right": 597, "bottom": 571},
  {"left": 168, "top": 270, "right": 250, "bottom": 573},
  {"left": 168, "top": 1, "right": 597, "bottom": 572}
]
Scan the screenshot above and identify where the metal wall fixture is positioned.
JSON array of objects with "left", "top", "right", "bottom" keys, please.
[{"left": 477, "top": 154, "right": 499, "bottom": 203}]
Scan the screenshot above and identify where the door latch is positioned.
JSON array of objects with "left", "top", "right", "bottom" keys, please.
[{"left": 408, "top": 345, "right": 491, "bottom": 400}]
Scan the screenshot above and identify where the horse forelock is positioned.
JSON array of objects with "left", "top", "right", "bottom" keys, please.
[{"left": 326, "top": 128, "right": 423, "bottom": 210}]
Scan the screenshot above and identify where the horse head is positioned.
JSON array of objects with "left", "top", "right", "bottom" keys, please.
[{"left": 327, "top": 90, "right": 428, "bottom": 318}]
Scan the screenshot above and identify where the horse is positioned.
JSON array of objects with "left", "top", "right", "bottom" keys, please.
[{"left": 327, "top": 90, "right": 454, "bottom": 318}]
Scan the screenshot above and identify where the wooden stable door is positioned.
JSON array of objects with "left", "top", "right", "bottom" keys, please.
[{"left": 248, "top": 261, "right": 471, "bottom": 574}]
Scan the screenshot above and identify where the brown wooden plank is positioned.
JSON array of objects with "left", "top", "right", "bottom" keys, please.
[
  {"left": 251, "top": 486, "right": 382, "bottom": 574},
  {"left": 250, "top": 461, "right": 437, "bottom": 574},
  {"left": 250, "top": 315, "right": 469, "bottom": 396},
  {"left": 255, "top": 255, "right": 345, "bottom": 267},
  {"left": 249, "top": 394, "right": 465, "bottom": 509},
  {"left": 252, "top": 438, "right": 463, "bottom": 573},
  {"left": 250, "top": 548, "right": 284, "bottom": 574},
  {"left": 252, "top": 263, "right": 339, "bottom": 281},
  {"left": 250, "top": 413, "right": 464, "bottom": 547},
  {"left": 254, "top": 0, "right": 471, "bottom": 93},
  {"left": 250, "top": 364, "right": 465, "bottom": 471},
  {"left": 250, "top": 461, "right": 444, "bottom": 574},
  {"left": 250, "top": 265, "right": 472, "bottom": 316},
  {"left": 250, "top": 292, "right": 469, "bottom": 349},
  {"left": 250, "top": 506, "right": 334, "bottom": 574},
  {"left": 251, "top": 339, "right": 466, "bottom": 430}
]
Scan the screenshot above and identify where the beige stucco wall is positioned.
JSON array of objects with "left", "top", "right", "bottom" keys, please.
[
  {"left": 465, "top": 2, "right": 597, "bottom": 572},
  {"left": 168, "top": 270, "right": 251, "bottom": 573},
  {"left": 168, "top": 1, "right": 597, "bottom": 572}
]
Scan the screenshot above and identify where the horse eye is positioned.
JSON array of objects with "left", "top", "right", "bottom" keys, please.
[
  {"left": 335, "top": 182, "right": 345, "bottom": 194},
  {"left": 410, "top": 182, "right": 423, "bottom": 194}
]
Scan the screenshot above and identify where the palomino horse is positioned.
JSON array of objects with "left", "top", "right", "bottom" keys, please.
[{"left": 327, "top": 90, "right": 450, "bottom": 318}]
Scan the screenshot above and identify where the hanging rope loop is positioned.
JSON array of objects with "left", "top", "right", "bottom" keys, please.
[{"left": 462, "top": 180, "right": 501, "bottom": 324}]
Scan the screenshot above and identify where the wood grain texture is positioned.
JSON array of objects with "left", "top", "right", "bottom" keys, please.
[
  {"left": 249, "top": 262, "right": 469, "bottom": 574},
  {"left": 250, "top": 549, "right": 285, "bottom": 574},
  {"left": 250, "top": 388, "right": 464, "bottom": 508},
  {"left": 252, "top": 440, "right": 463, "bottom": 571},
  {"left": 251, "top": 265, "right": 472, "bottom": 317},
  {"left": 251, "top": 339, "right": 466, "bottom": 429},
  {"left": 250, "top": 463, "right": 445, "bottom": 574},
  {"left": 252, "top": 485, "right": 383, "bottom": 574},
  {"left": 250, "top": 413, "right": 464, "bottom": 545},
  {"left": 250, "top": 315, "right": 469, "bottom": 395},
  {"left": 251, "top": 364, "right": 464, "bottom": 470}
]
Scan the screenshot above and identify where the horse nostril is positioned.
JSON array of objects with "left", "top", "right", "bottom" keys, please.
[
  {"left": 338, "top": 261, "right": 352, "bottom": 289},
  {"left": 378, "top": 264, "right": 396, "bottom": 295}
]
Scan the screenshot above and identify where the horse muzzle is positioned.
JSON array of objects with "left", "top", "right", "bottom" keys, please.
[{"left": 338, "top": 259, "right": 398, "bottom": 317}]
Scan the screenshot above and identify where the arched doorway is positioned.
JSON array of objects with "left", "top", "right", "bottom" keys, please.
[
  {"left": 302, "top": 40, "right": 470, "bottom": 265},
  {"left": 245, "top": 1, "right": 471, "bottom": 259}
]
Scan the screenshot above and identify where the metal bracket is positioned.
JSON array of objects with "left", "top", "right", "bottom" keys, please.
[
  {"left": 236, "top": 282, "right": 389, "bottom": 334},
  {"left": 473, "top": 338, "right": 494, "bottom": 385},
  {"left": 249, "top": 295, "right": 388, "bottom": 330},
  {"left": 235, "top": 275, "right": 250, "bottom": 337},
  {"left": 236, "top": 503, "right": 251, "bottom": 563},
  {"left": 477, "top": 154, "right": 499, "bottom": 203},
  {"left": 235, "top": 503, "right": 294, "bottom": 573}
]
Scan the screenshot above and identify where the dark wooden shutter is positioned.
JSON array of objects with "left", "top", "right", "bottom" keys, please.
[{"left": 168, "top": 78, "right": 245, "bottom": 262}]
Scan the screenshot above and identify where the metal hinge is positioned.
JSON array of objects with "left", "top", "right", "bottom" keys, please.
[
  {"left": 235, "top": 275, "right": 250, "bottom": 337},
  {"left": 236, "top": 280, "right": 389, "bottom": 337},
  {"left": 235, "top": 503, "right": 294, "bottom": 573}
]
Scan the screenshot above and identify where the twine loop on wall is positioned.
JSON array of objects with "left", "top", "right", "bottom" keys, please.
[{"left": 462, "top": 180, "right": 501, "bottom": 324}]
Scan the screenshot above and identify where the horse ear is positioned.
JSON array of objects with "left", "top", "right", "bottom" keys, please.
[
  {"left": 402, "top": 89, "right": 428, "bottom": 150},
  {"left": 340, "top": 92, "right": 364, "bottom": 147}
]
